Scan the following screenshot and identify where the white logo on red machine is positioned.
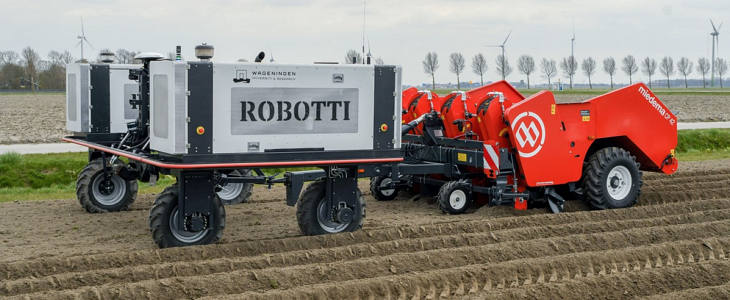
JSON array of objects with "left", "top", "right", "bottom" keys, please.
[{"left": 511, "top": 111, "right": 546, "bottom": 158}]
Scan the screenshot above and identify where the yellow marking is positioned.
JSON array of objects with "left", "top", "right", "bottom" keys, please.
[
  {"left": 498, "top": 127, "right": 509, "bottom": 137},
  {"left": 582, "top": 116, "right": 590, "bottom": 122},
  {"left": 670, "top": 149, "right": 675, "bottom": 157},
  {"left": 457, "top": 153, "right": 467, "bottom": 162},
  {"left": 477, "top": 116, "right": 482, "bottom": 122},
  {"left": 551, "top": 104, "right": 556, "bottom": 115},
  {"left": 413, "top": 113, "right": 417, "bottom": 118}
]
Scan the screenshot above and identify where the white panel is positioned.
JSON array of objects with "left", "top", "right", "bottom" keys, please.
[
  {"left": 393, "top": 66, "right": 403, "bottom": 149},
  {"left": 109, "top": 65, "right": 141, "bottom": 133},
  {"left": 211, "top": 63, "right": 376, "bottom": 154},
  {"left": 65, "top": 63, "right": 83, "bottom": 132},
  {"left": 149, "top": 61, "right": 178, "bottom": 154}
]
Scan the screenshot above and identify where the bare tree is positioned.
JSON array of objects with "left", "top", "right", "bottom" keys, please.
[
  {"left": 603, "top": 57, "right": 616, "bottom": 89},
  {"left": 581, "top": 57, "right": 597, "bottom": 89},
  {"left": 116, "top": 49, "right": 137, "bottom": 64},
  {"left": 374, "top": 57, "right": 384, "bottom": 65},
  {"left": 697, "top": 57, "right": 710, "bottom": 88},
  {"left": 641, "top": 57, "right": 657, "bottom": 88},
  {"left": 422, "top": 52, "right": 439, "bottom": 89},
  {"left": 517, "top": 55, "right": 535, "bottom": 88},
  {"left": 658, "top": 57, "right": 674, "bottom": 88},
  {"left": 716, "top": 58, "right": 728, "bottom": 88},
  {"left": 560, "top": 56, "right": 577, "bottom": 89},
  {"left": 540, "top": 58, "right": 557, "bottom": 87},
  {"left": 676, "top": 57, "right": 693, "bottom": 88},
  {"left": 0, "top": 51, "right": 20, "bottom": 65},
  {"left": 495, "top": 54, "right": 512, "bottom": 80},
  {"left": 622, "top": 55, "right": 639, "bottom": 84},
  {"left": 21, "top": 47, "right": 40, "bottom": 91},
  {"left": 471, "top": 53, "right": 487, "bottom": 86},
  {"left": 449, "top": 52, "right": 466, "bottom": 90},
  {"left": 345, "top": 49, "right": 362, "bottom": 64}
]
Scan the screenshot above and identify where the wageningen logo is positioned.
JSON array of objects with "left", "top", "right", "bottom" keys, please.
[
  {"left": 233, "top": 69, "right": 249, "bottom": 83},
  {"left": 511, "top": 111, "right": 546, "bottom": 158}
]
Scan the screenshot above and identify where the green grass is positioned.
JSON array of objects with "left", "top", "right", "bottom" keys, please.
[
  {"left": 676, "top": 128, "right": 730, "bottom": 153},
  {"left": 433, "top": 88, "right": 730, "bottom": 96},
  {"left": 0, "top": 91, "right": 64, "bottom": 96},
  {"left": 1, "top": 128, "right": 729, "bottom": 202},
  {"left": 0, "top": 152, "right": 313, "bottom": 202}
]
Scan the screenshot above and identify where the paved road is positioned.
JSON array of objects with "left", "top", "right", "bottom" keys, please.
[
  {"left": 1, "top": 121, "right": 729, "bottom": 155},
  {"left": 0, "top": 143, "right": 86, "bottom": 154},
  {"left": 677, "top": 121, "right": 730, "bottom": 130}
]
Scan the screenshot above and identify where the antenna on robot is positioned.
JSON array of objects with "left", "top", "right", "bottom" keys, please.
[
  {"left": 76, "top": 17, "right": 95, "bottom": 61},
  {"left": 361, "top": 0, "right": 367, "bottom": 64}
]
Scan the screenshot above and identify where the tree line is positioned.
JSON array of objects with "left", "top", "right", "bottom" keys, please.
[
  {"left": 0, "top": 47, "right": 139, "bottom": 90},
  {"left": 421, "top": 52, "right": 729, "bottom": 89}
]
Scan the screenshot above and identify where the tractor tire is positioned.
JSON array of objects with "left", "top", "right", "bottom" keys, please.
[
  {"left": 149, "top": 184, "right": 225, "bottom": 248},
  {"left": 437, "top": 179, "right": 472, "bottom": 214},
  {"left": 369, "top": 176, "right": 398, "bottom": 201},
  {"left": 297, "top": 178, "right": 365, "bottom": 235},
  {"left": 76, "top": 159, "right": 138, "bottom": 213},
  {"left": 582, "top": 147, "right": 643, "bottom": 210},
  {"left": 217, "top": 169, "right": 254, "bottom": 205}
]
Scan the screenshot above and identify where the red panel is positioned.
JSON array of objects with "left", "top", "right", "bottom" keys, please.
[
  {"left": 472, "top": 81, "right": 525, "bottom": 143},
  {"left": 505, "top": 91, "right": 578, "bottom": 186},
  {"left": 439, "top": 92, "right": 474, "bottom": 138},
  {"left": 401, "top": 87, "right": 419, "bottom": 125},
  {"left": 556, "top": 83, "right": 677, "bottom": 174},
  {"left": 403, "top": 91, "right": 444, "bottom": 133}
]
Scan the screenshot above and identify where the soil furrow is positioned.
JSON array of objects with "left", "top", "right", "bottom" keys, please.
[
  {"left": 209, "top": 238, "right": 730, "bottom": 300},
  {"left": 2, "top": 197, "right": 727, "bottom": 282},
  {"left": 11, "top": 221, "right": 729, "bottom": 299},
  {"left": 4, "top": 208, "right": 729, "bottom": 296},
  {"left": 638, "top": 282, "right": 730, "bottom": 300},
  {"left": 471, "top": 260, "right": 730, "bottom": 299}
]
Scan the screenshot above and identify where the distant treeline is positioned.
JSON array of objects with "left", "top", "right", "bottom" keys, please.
[{"left": 0, "top": 47, "right": 139, "bottom": 90}]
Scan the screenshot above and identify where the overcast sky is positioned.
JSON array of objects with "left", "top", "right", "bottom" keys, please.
[{"left": 1, "top": 0, "right": 727, "bottom": 85}]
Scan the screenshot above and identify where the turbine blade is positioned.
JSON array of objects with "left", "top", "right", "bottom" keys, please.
[
  {"left": 719, "top": 22, "right": 723, "bottom": 31},
  {"left": 502, "top": 30, "right": 512, "bottom": 46},
  {"left": 84, "top": 37, "right": 95, "bottom": 50},
  {"left": 81, "top": 16, "right": 85, "bottom": 35},
  {"left": 711, "top": 19, "right": 717, "bottom": 32}
]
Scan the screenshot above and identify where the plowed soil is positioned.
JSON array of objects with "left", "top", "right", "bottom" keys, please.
[
  {"left": 1, "top": 159, "right": 729, "bottom": 299},
  {"left": 1, "top": 93, "right": 728, "bottom": 144}
]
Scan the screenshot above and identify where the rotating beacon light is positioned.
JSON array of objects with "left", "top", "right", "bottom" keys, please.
[{"left": 195, "top": 43, "right": 214, "bottom": 61}]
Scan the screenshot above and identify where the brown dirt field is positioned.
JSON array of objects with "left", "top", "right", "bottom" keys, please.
[
  {"left": 0, "top": 93, "right": 67, "bottom": 144},
  {"left": 0, "top": 159, "right": 729, "bottom": 299},
  {"left": 1, "top": 93, "right": 729, "bottom": 144}
]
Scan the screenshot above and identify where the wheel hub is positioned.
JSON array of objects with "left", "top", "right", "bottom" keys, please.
[
  {"left": 91, "top": 174, "right": 127, "bottom": 206},
  {"left": 610, "top": 176, "right": 620, "bottom": 189},
  {"left": 449, "top": 189, "right": 467, "bottom": 210},
  {"left": 379, "top": 178, "right": 396, "bottom": 197},
  {"left": 336, "top": 206, "right": 354, "bottom": 223},
  {"left": 606, "top": 165, "right": 632, "bottom": 200},
  {"left": 99, "top": 179, "right": 116, "bottom": 195},
  {"left": 170, "top": 208, "right": 210, "bottom": 243}
]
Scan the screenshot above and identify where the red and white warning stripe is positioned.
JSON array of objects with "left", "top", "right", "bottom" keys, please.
[{"left": 483, "top": 143, "right": 500, "bottom": 170}]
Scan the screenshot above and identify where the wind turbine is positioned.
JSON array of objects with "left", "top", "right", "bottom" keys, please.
[
  {"left": 76, "top": 17, "right": 94, "bottom": 61},
  {"left": 571, "top": 22, "right": 575, "bottom": 59},
  {"left": 710, "top": 19, "right": 722, "bottom": 87},
  {"left": 487, "top": 31, "right": 512, "bottom": 80}
]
